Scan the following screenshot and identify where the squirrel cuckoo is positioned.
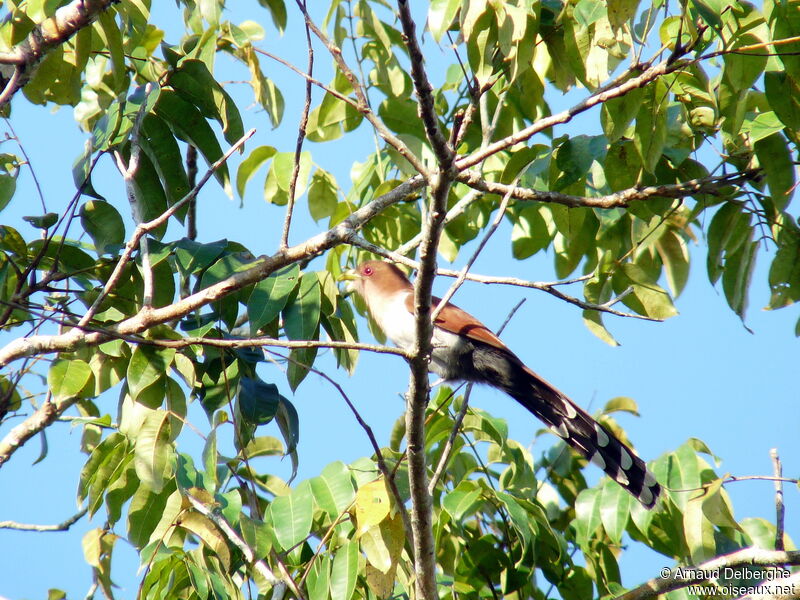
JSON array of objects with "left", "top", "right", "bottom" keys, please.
[{"left": 346, "top": 260, "right": 660, "bottom": 508}]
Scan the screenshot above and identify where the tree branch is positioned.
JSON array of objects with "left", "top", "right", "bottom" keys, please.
[
  {"left": 293, "top": 0, "right": 428, "bottom": 176},
  {"left": 184, "top": 492, "right": 289, "bottom": 600},
  {"left": 0, "top": 398, "right": 76, "bottom": 468},
  {"left": 616, "top": 548, "right": 800, "bottom": 600},
  {"left": 0, "top": 174, "right": 424, "bottom": 368},
  {"left": 0, "top": 0, "right": 116, "bottom": 104},
  {"left": 0, "top": 507, "right": 87, "bottom": 531},
  {"left": 349, "top": 235, "right": 661, "bottom": 321},
  {"left": 458, "top": 169, "right": 761, "bottom": 208}
]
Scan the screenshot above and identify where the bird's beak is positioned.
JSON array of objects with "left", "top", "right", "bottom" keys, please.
[
  {"left": 338, "top": 269, "right": 359, "bottom": 295},
  {"left": 338, "top": 269, "right": 358, "bottom": 282}
]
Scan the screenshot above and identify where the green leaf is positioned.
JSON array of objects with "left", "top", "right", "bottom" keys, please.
[
  {"left": 139, "top": 114, "right": 191, "bottom": 208},
  {"left": 330, "top": 540, "right": 358, "bottom": 600},
  {"left": 574, "top": 0, "right": 606, "bottom": 28},
  {"left": 133, "top": 409, "right": 174, "bottom": 493},
  {"left": 283, "top": 272, "right": 322, "bottom": 341},
  {"left": 723, "top": 33, "right": 767, "bottom": 92},
  {"left": 656, "top": 230, "right": 690, "bottom": 297},
  {"left": 237, "top": 376, "right": 282, "bottom": 426},
  {"left": 310, "top": 461, "right": 355, "bottom": 518},
  {"left": 722, "top": 237, "right": 758, "bottom": 322},
  {"left": 257, "top": 0, "right": 288, "bottom": 32},
  {"left": 48, "top": 358, "right": 92, "bottom": 400},
  {"left": 607, "top": 0, "right": 639, "bottom": 28},
  {"left": 768, "top": 226, "right": 800, "bottom": 310},
  {"left": 127, "top": 480, "right": 178, "bottom": 549},
  {"left": 634, "top": 79, "right": 668, "bottom": 173},
  {"left": 269, "top": 480, "right": 314, "bottom": 550},
  {"left": 248, "top": 264, "right": 300, "bottom": 334},
  {"left": 706, "top": 203, "right": 751, "bottom": 284},
  {"left": 127, "top": 346, "right": 175, "bottom": 405},
  {"left": 755, "top": 133, "right": 795, "bottom": 211},
  {"left": 168, "top": 59, "right": 245, "bottom": 145},
  {"left": 240, "top": 514, "right": 273, "bottom": 560},
  {"left": 154, "top": 89, "right": 231, "bottom": 197},
  {"left": 601, "top": 87, "right": 644, "bottom": 142},
  {"left": 0, "top": 171, "right": 18, "bottom": 212},
  {"left": 684, "top": 493, "right": 716, "bottom": 563},
  {"left": 22, "top": 212, "right": 58, "bottom": 230},
  {"left": 236, "top": 145, "right": 276, "bottom": 199},
  {"left": 80, "top": 200, "right": 125, "bottom": 255},
  {"left": 764, "top": 71, "right": 800, "bottom": 130},
  {"left": 603, "top": 396, "right": 640, "bottom": 416},
  {"left": 583, "top": 310, "right": 619, "bottom": 347},
  {"left": 428, "top": 0, "right": 460, "bottom": 42},
  {"left": 95, "top": 11, "right": 126, "bottom": 92},
  {"left": 308, "top": 169, "right": 338, "bottom": 222},
  {"left": 443, "top": 481, "right": 482, "bottom": 520},
  {"left": 574, "top": 487, "right": 602, "bottom": 548},
  {"left": 742, "top": 111, "right": 784, "bottom": 143},
  {"left": 174, "top": 238, "right": 227, "bottom": 276},
  {"left": 264, "top": 151, "right": 313, "bottom": 205},
  {"left": 599, "top": 480, "right": 631, "bottom": 544}
]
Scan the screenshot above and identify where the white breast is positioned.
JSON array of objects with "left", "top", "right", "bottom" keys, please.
[{"left": 366, "top": 289, "right": 466, "bottom": 379}]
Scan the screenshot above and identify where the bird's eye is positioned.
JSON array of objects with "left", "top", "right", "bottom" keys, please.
[{"left": 363, "top": 266, "right": 373, "bottom": 276}]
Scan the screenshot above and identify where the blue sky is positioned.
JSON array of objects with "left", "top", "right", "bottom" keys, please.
[{"left": 0, "top": 2, "right": 798, "bottom": 599}]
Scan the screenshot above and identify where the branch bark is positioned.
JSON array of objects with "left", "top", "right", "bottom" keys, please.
[
  {"left": 0, "top": 398, "right": 76, "bottom": 468},
  {"left": 0, "top": 0, "right": 116, "bottom": 104}
]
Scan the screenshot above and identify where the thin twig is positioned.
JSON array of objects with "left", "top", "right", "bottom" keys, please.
[
  {"left": 261, "top": 347, "right": 412, "bottom": 544},
  {"left": 458, "top": 168, "right": 759, "bottom": 209},
  {"left": 0, "top": 506, "right": 88, "bottom": 531},
  {"left": 349, "top": 236, "right": 662, "bottom": 321},
  {"left": 184, "top": 492, "right": 288, "bottom": 600},
  {"left": 770, "top": 448, "right": 785, "bottom": 551},
  {"left": 293, "top": 0, "right": 428, "bottom": 176},
  {"left": 77, "top": 128, "right": 256, "bottom": 329},
  {"left": 280, "top": 2, "right": 314, "bottom": 250},
  {"left": 430, "top": 179, "right": 517, "bottom": 323}
]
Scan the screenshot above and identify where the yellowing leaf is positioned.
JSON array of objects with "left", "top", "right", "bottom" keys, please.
[{"left": 353, "top": 479, "right": 392, "bottom": 533}]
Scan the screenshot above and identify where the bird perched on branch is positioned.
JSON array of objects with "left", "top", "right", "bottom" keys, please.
[{"left": 344, "top": 259, "right": 661, "bottom": 509}]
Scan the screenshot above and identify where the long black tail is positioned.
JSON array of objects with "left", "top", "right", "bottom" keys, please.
[
  {"left": 469, "top": 344, "right": 661, "bottom": 508},
  {"left": 512, "top": 365, "right": 660, "bottom": 508}
]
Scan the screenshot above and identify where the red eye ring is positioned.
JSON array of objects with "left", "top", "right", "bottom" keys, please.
[{"left": 363, "top": 266, "right": 373, "bottom": 276}]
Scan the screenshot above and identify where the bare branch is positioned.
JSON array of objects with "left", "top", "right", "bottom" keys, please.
[
  {"left": 397, "top": 4, "right": 459, "bottom": 594},
  {"left": 349, "top": 236, "right": 661, "bottom": 321},
  {"left": 615, "top": 548, "right": 800, "bottom": 600},
  {"left": 0, "top": 174, "right": 423, "bottom": 368},
  {"left": 0, "top": 507, "right": 87, "bottom": 531},
  {"left": 458, "top": 169, "right": 761, "bottom": 208},
  {"left": 397, "top": 0, "right": 454, "bottom": 170},
  {"left": 457, "top": 56, "right": 683, "bottom": 172},
  {"left": 147, "top": 335, "right": 409, "bottom": 358}
]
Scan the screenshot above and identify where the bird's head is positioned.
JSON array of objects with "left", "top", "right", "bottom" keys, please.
[{"left": 340, "top": 260, "right": 412, "bottom": 300}]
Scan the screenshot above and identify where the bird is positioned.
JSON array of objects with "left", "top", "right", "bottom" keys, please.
[{"left": 345, "top": 260, "right": 661, "bottom": 509}]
